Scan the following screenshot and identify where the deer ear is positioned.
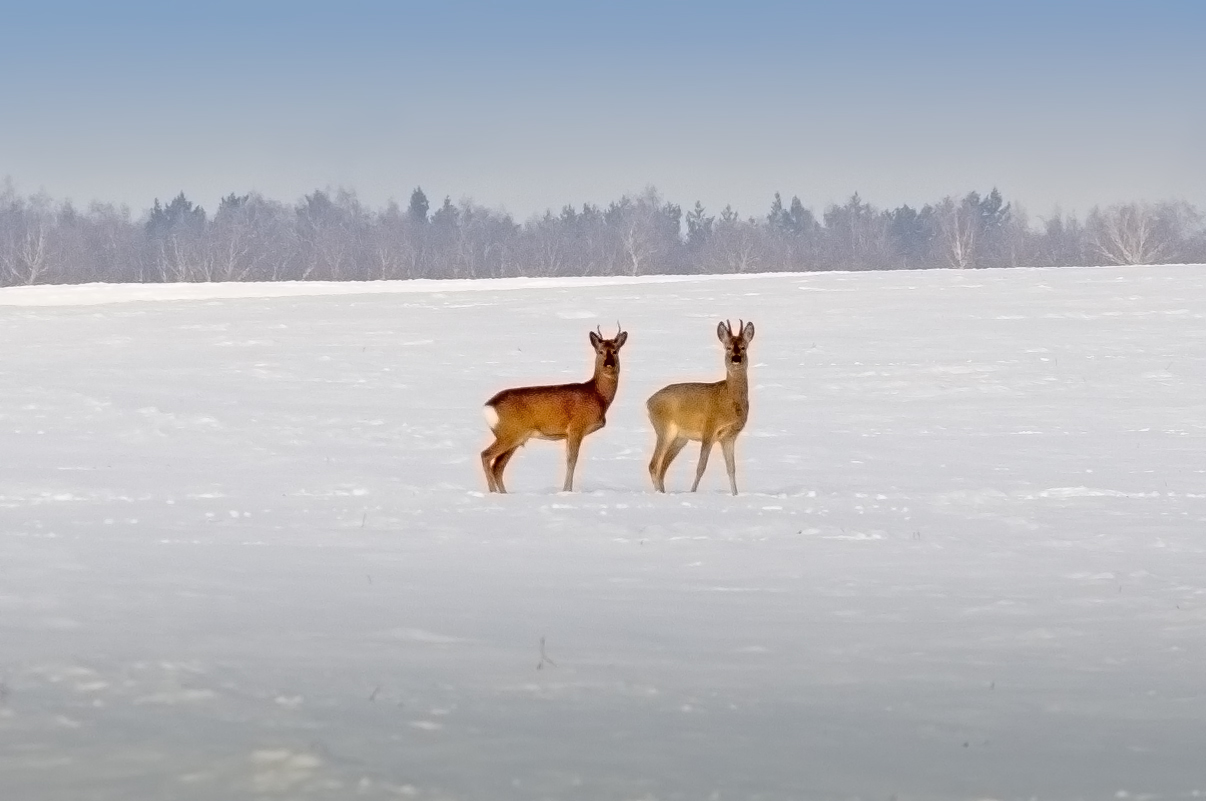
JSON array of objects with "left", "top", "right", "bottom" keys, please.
[
  {"left": 614, "top": 331, "right": 628, "bottom": 348},
  {"left": 589, "top": 330, "right": 602, "bottom": 349},
  {"left": 742, "top": 322, "right": 755, "bottom": 342},
  {"left": 716, "top": 322, "right": 730, "bottom": 343}
]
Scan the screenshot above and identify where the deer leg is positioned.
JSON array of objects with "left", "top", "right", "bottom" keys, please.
[
  {"left": 562, "top": 431, "right": 584, "bottom": 492},
  {"left": 658, "top": 436, "right": 689, "bottom": 491},
  {"left": 720, "top": 436, "right": 739, "bottom": 496},
  {"left": 492, "top": 446, "right": 520, "bottom": 494},
  {"left": 690, "top": 436, "right": 715, "bottom": 492},
  {"left": 481, "top": 442, "right": 502, "bottom": 492},
  {"left": 648, "top": 429, "right": 668, "bottom": 491},
  {"left": 482, "top": 434, "right": 521, "bottom": 493}
]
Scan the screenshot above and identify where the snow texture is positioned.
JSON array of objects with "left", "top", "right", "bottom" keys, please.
[{"left": 2, "top": 265, "right": 1206, "bottom": 800}]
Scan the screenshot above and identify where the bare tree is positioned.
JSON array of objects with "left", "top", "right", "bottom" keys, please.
[
  {"left": 823, "top": 193, "right": 891, "bottom": 270},
  {"left": 521, "top": 212, "right": 569, "bottom": 277},
  {"left": 454, "top": 200, "right": 517, "bottom": 278},
  {"left": 932, "top": 195, "right": 979, "bottom": 269},
  {"left": 294, "top": 190, "right": 370, "bottom": 280},
  {"left": 701, "top": 212, "right": 768, "bottom": 274},
  {"left": 10, "top": 215, "right": 51, "bottom": 284},
  {"left": 1, "top": 180, "right": 1204, "bottom": 287},
  {"left": 605, "top": 189, "right": 682, "bottom": 276},
  {"left": 83, "top": 202, "right": 141, "bottom": 283},
  {"left": 1088, "top": 202, "right": 1187, "bottom": 265},
  {"left": 370, "top": 202, "right": 410, "bottom": 280},
  {"left": 0, "top": 190, "right": 58, "bottom": 285}
]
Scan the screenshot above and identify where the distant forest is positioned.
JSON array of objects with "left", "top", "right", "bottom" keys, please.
[{"left": 1, "top": 181, "right": 1203, "bottom": 286}]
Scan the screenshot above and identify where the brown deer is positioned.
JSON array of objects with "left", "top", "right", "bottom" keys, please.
[
  {"left": 481, "top": 325, "right": 628, "bottom": 493},
  {"left": 647, "top": 320, "right": 755, "bottom": 495}
]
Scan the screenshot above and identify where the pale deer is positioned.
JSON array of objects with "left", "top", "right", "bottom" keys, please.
[
  {"left": 481, "top": 325, "right": 628, "bottom": 493},
  {"left": 647, "top": 320, "right": 755, "bottom": 495}
]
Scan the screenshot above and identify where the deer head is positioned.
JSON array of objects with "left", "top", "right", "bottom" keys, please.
[
  {"left": 589, "top": 323, "right": 628, "bottom": 373},
  {"left": 717, "top": 319, "right": 755, "bottom": 368}
]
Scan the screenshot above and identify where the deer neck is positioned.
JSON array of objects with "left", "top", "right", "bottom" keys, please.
[
  {"left": 591, "top": 364, "right": 620, "bottom": 407},
  {"left": 725, "top": 364, "right": 750, "bottom": 401}
]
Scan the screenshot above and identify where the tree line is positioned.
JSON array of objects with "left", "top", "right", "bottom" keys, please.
[{"left": 1, "top": 180, "right": 1203, "bottom": 287}]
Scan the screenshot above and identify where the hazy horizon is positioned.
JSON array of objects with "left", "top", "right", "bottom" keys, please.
[{"left": 3, "top": 0, "right": 1204, "bottom": 221}]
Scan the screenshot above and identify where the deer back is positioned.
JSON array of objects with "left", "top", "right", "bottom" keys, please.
[
  {"left": 485, "top": 327, "right": 627, "bottom": 439},
  {"left": 486, "top": 381, "right": 607, "bottom": 439},
  {"left": 647, "top": 320, "right": 754, "bottom": 440}
]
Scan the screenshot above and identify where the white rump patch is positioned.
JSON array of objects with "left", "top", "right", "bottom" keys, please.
[{"left": 483, "top": 405, "right": 499, "bottom": 431}]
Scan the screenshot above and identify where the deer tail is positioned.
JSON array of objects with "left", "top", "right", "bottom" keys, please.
[{"left": 483, "top": 403, "right": 500, "bottom": 432}]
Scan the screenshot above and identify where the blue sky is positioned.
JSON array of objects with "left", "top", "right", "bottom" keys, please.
[{"left": 2, "top": 0, "right": 1203, "bottom": 220}]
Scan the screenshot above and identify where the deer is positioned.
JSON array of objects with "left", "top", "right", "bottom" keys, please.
[
  {"left": 481, "top": 324, "right": 628, "bottom": 493},
  {"left": 647, "top": 319, "right": 755, "bottom": 495}
]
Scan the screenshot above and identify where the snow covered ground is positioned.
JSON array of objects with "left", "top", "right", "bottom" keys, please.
[{"left": 2, "top": 265, "right": 1205, "bottom": 801}]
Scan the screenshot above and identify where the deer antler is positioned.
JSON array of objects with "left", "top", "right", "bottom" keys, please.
[{"left": 616, "top": 320, "right": 622, "bottom": 337}]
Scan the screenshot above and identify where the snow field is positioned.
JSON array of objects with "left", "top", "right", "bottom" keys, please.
[{"left": 2, "top": 265, "right": 1206, "bottom": 800}]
